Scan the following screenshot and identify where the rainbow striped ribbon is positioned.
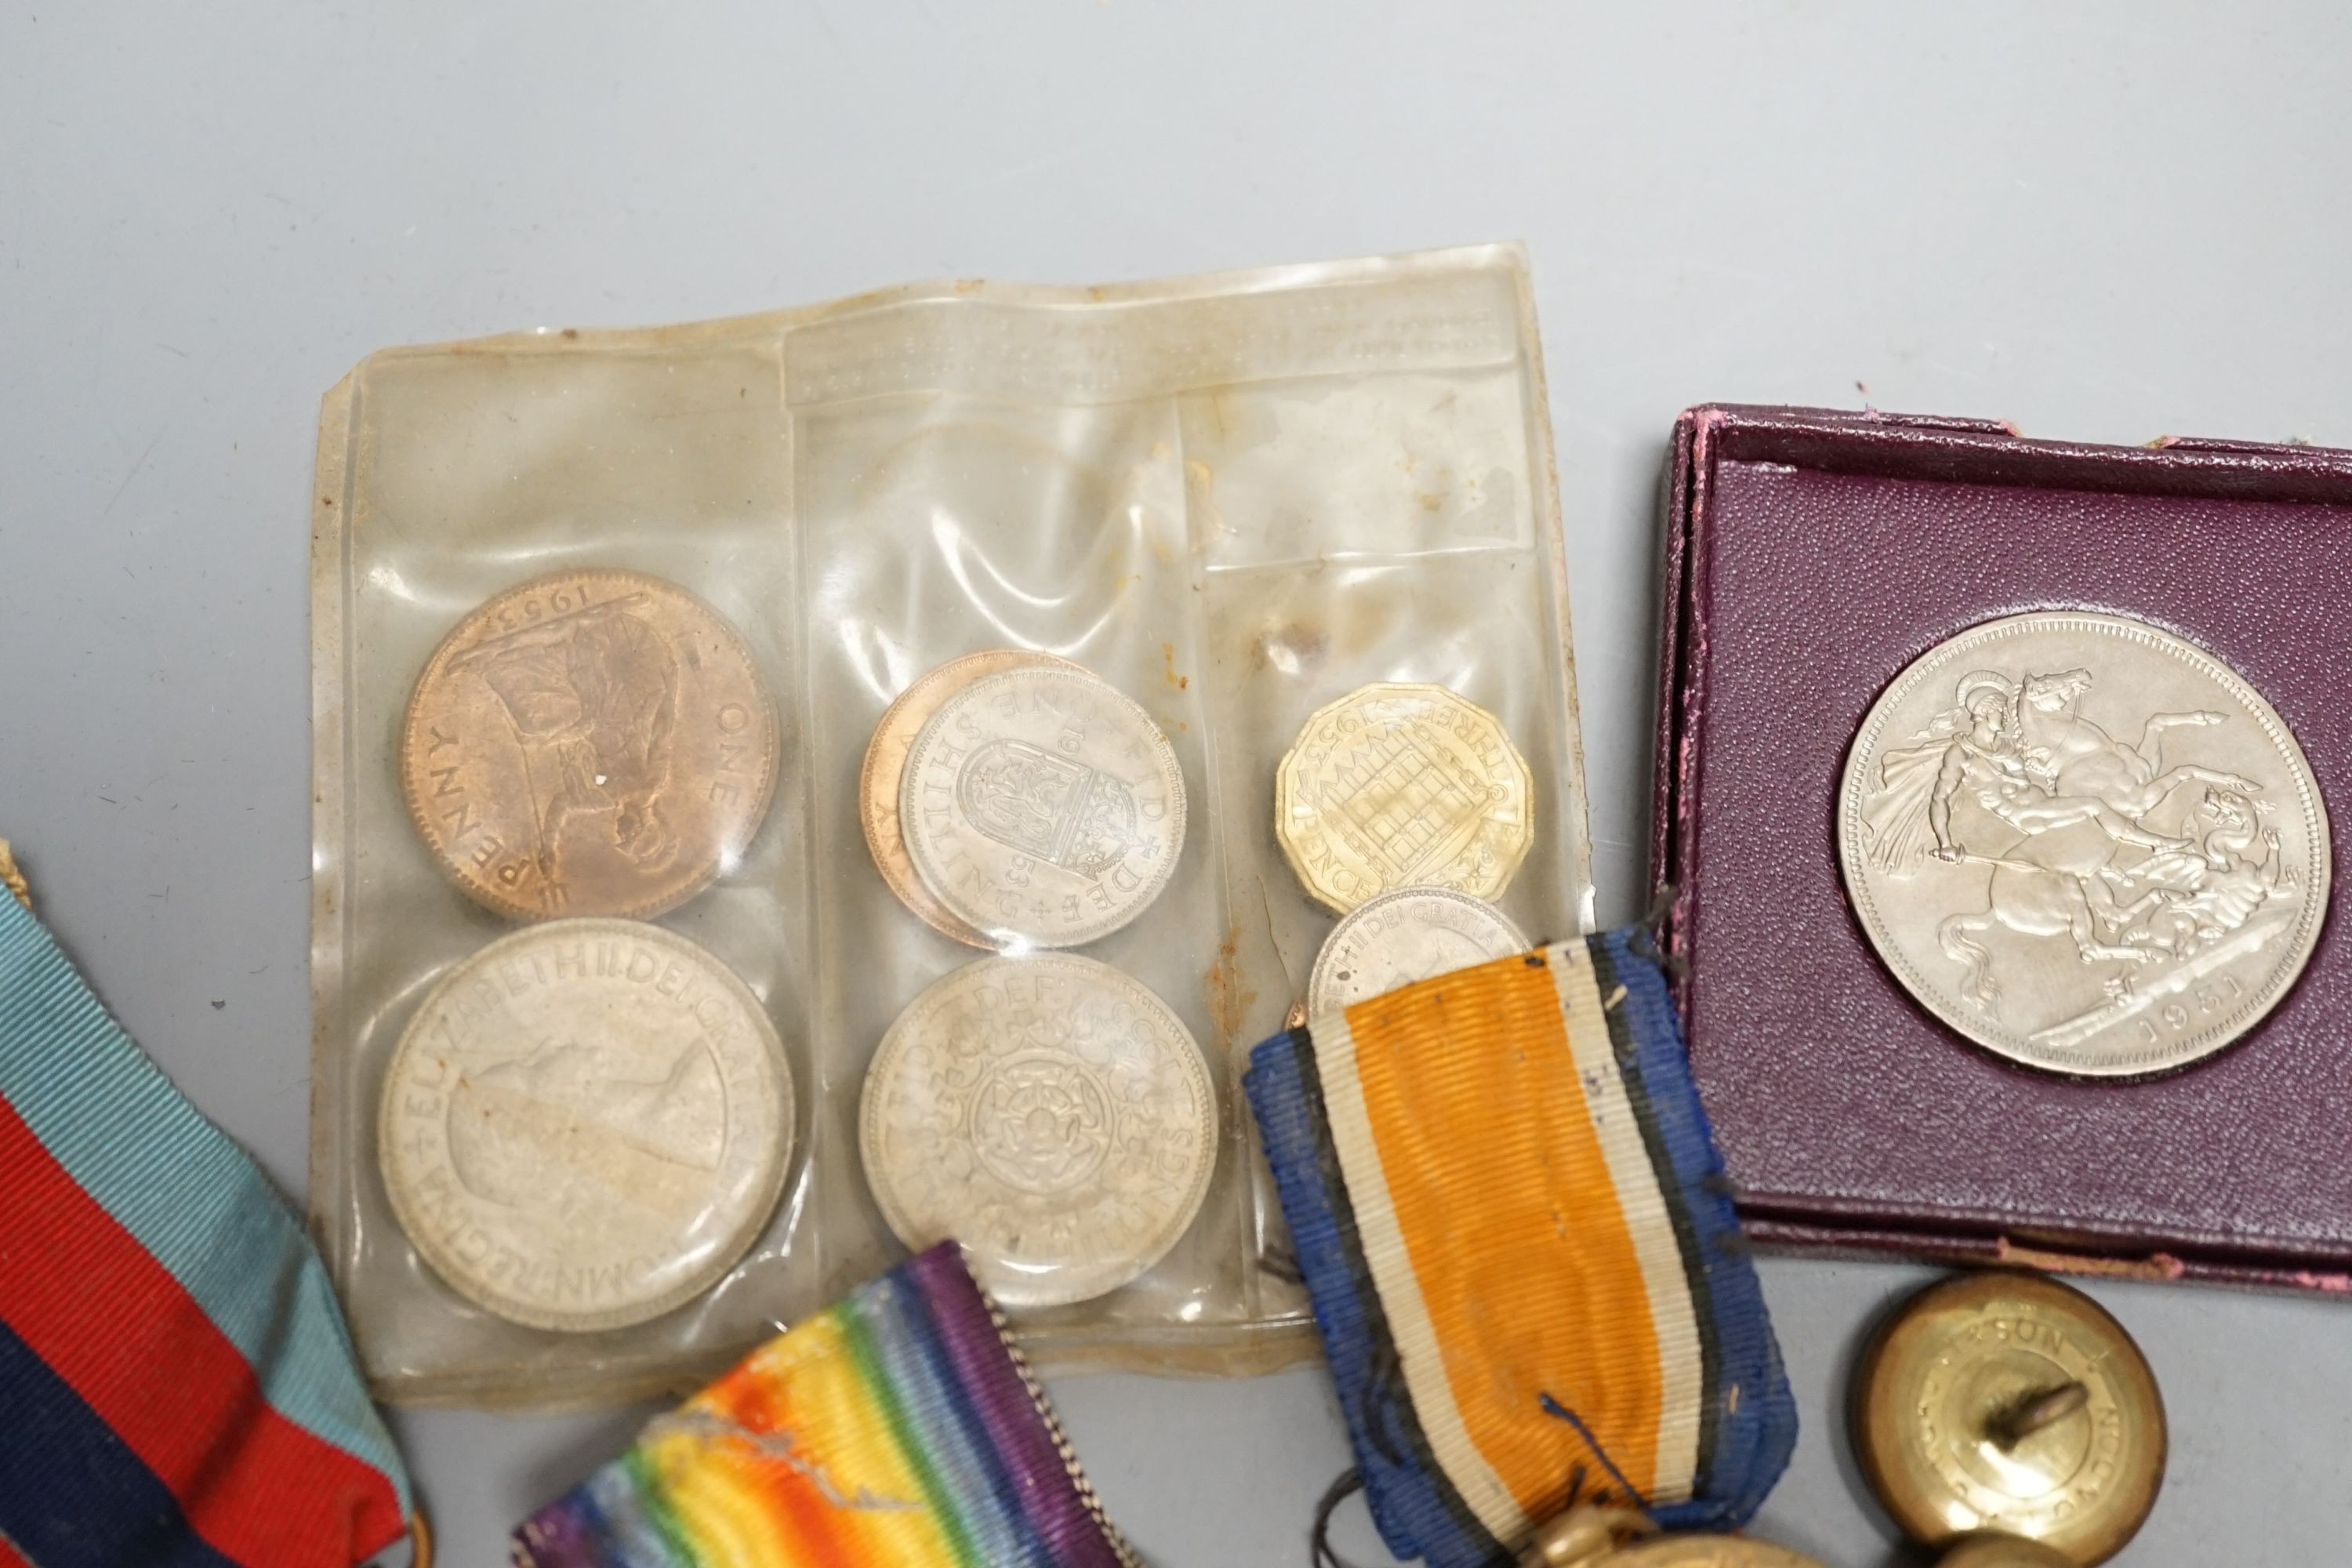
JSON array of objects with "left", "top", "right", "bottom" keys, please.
[
  {"left": 0, "top": 884, "right": 410, "bottom": 1566},
  {"left": 1247, "top": 929, "right": 1795, "bottom": 1568},
  {"left": 514, "top": 1243, "right": 1136, "bottom": 1568}
]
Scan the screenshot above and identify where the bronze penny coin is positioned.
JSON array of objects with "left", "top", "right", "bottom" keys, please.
[
  {"left": 400, "top": 569, "right": 779, "bottom": 920},
  {"left": 860, "top": 648, "right": 1080, "bottom": 947}
]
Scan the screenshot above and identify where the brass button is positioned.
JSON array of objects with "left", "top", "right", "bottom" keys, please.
[
  {"left": 1515, "top": 1508, "right": 1824, "bottom": 1568},
  {"left": 1933, "top": 1534, "right": 2080, "bottom": 1567},
  {"left": 1853, "top": 1272, "right": 2165, "bottom": 1566},
  {"left": 1517, "top": 1504, "right": 1655, "bottom": 1566},
  {"left": 1602, "top": 1537, "right": 1826, "bottom": 1566}
]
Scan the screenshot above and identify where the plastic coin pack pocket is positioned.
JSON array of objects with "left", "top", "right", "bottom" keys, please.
[{"left": 309, "top": 243, "right": 1595, "bottom": 1404}]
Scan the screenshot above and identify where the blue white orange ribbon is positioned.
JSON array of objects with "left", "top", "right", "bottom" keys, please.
[
  {"left": 0, "top": 880, "right": 410, "bottom": 1567},
  {"left": 1247, "top": 928, "right": 1795, "bottom": 1568}
]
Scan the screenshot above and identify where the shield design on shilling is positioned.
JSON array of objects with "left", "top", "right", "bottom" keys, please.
[{"left": 957, "top": 738, "right": 1142, "bottom": 878}]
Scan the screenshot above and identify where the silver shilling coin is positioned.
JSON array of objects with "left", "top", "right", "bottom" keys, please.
[
  {"left": 898, "top": 665, "right": 1187, "bottom": 949},
  {"left": 1839, "top": 610, "right": 2329, "bottom": 1077},
  {"left": 858, "top": 954, "right": 1218, "bottom": 1308},
  {"left": 1305, "top": 886, "right": 1530, "bottom": 1018},
  {"left": 379, "top": 919, "right": 793, "bottom": 1331}
]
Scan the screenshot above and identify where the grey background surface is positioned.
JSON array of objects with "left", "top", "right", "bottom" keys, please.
[{"left": 3, "top": 4, "right": 2347, "bottom": 1563}]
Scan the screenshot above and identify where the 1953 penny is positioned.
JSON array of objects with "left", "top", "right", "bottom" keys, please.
[{"left": 399, "top": 569, "right": 779, "bottom": 920}]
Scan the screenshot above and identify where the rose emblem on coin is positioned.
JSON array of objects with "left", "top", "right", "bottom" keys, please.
[
  {"left": 969, "top": 1053, "right": 1115, "bottom": 1194},
  {"left": 859, "top": 954, "right": 1216, "bottom": 1308},
  {"left": 400, "top": 570, "right": 779, "bottom": 921},
  {"left": 1840, "top": 612, "right": 2329, "bottom": 1076}
]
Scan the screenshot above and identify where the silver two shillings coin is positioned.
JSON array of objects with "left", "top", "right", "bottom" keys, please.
[
  {"left": 859, "top": 954, "right": 1217, "bottom": 1308},
  {"left": 899, "top": 666, "right": 1187, "bottom": 949},
  {"left": 1305, "top": 887, "right": 1530, "bottom": 1018},
  {"left": 1839, "top": 611, "right": 2329, "bottom": 1077}
]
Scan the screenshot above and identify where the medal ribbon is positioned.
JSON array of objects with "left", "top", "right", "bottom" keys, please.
[
  {"left": 1247, "top": 927, "right": 1796, "bottom": 1568},
  {"left": 513, "top": 1243, "right": 1138, "bottom": 1568},
  {"left": 0, "top": 866, "right": 410, "bottom": 1567}
]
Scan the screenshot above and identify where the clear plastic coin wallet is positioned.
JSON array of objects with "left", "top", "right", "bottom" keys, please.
[{"left": 308, "top": 243, "right": 1596, "bottom": 1405}]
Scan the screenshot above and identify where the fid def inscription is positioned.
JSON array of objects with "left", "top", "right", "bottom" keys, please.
[
  {"left": 861, "top": 648, "right": 1082, "bottom": 948},
  {"left": 898, "top": 666, "right": 1186, "bottom": 949}
]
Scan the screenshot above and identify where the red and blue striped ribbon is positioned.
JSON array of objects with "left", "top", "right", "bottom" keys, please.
[{"left": 0, "top": 887, "right": 409, "bottom": 1567}]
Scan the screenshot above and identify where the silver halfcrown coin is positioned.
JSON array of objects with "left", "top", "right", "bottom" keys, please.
[
  {"left": 1840, "top": 611, "right": 2329, "bottom": 1076},
  {"left": 1306, "top": 886, "right": 1530, "bottom": 1018},
  {"left": 899, "top": 666, "right": 1187, "bottom": 949},
  {"left": 859, "top": 954, "right": 1218, "bottom": 1308},
  {"left": 379, "top": 919, "right": 793, "bottom": 1331}
]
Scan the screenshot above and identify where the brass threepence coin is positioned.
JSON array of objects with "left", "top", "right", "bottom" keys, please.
[
  {"left": 380, "top": 920, "right": 793, "bottom": 1333},
  {"left": 899, "top": 666, "right": 1186, "bottom": 949},
  {"left": 400, "top": 569, "right": 779, "bottom": 920},
  {"left": 1277, "top": 683, "right": 1534, "bottom": 915},
  {"left": 1839, "top": 611, "right": 2328, "bottom": 1076},
  {"left": 862, "top": 648, "right": 1082, "bottom": 947},
  {"left": 1306, "top": 886, "right": 1529, "bottom": 1017},
  {"left": 859, "top": 954, "right": 1217, "bottom": 1309},
  {"left": 1853, "top": 1272, "right": 2165, "bottom": 1566}
]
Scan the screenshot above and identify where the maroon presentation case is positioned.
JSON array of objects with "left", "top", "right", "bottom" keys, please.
[{"left": 1654, "top": 404, "right": 2351, "bottom": 1290}]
